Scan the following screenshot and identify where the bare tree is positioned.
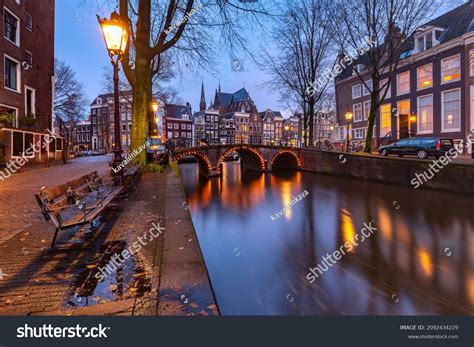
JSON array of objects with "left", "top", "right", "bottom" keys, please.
[
  {"left": 260, "top": 0, "right": 335, "bottom": 147},
  {"left": 105, "top": 0, "right": 276, "bottom": 165},
  {"left": 54, "top": 59, "right": 88, "bottom": 160},
  {"left": 332, "top": 0, "right": 439, "bottom": 152}
]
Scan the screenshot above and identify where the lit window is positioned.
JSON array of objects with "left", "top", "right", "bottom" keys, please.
[
  {"left": 417, "top": 94, "right": 433, "bottom": 134},
  {"left": 397, "top": 71, "right": 410, "bottom": 95},
  {"left": 397, "top": 100, "right": 410, "bottom": 117},
  {"left": 352, "top": 84, "right": 362, "bottom": 99},
  {"left": 353, "top": 103, "right": 363, "bottom": 122},
  {"left": 380, "top": 79, "right": 391, "bottom": 99},
  {"left": 380, "top": 104, "right": 391, "bottom": 137},
  {"left": 441, "top": 55, "right": 461, "bottom": 83},
  {"left": 417, "top": 64, "right": 433, "bottom": 89},
  {"left": 442, "top": 89, "right": 461, "bottom": 132}
]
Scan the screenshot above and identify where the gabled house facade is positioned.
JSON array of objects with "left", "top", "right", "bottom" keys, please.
[{"left": 335, "top": 1, "right": 474, "bottom": 153}]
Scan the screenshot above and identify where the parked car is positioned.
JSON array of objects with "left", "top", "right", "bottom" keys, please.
[{"left": 378, "top": 137, "right": 454, "bottom": 159}]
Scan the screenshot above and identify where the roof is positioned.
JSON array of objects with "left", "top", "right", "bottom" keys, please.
[
  {"left": 214, "top": 87, "right": 253, "bottom": 106},
  {"left": 259, "top": 110, "right": 283, "bottom": 120},
  {"left": 90, "top": 90, "right": 132, "bottom": 106},
  {"left": 337, "top": 1, "right": 474, "bottom": 81},
  {"left": 165, "top": 104, "right": 192, "bottom": 120}
]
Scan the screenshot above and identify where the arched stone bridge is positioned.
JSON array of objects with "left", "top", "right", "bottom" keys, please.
[{"left": 175, "top": 145, "right": 302, "bottom": 177}]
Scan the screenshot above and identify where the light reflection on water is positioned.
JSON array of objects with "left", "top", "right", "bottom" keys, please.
[{"left": 180, "top": 161, "right": 474, "bottom": 316}]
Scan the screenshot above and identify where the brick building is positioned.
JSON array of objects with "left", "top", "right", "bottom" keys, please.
[
  {"left": 192, "top": 83, "right": 220, "bottom": 145},
  {"left": 259, "top": 109, "right": 284, "bottom": 145},
  {"left": 0, "top": 0, "right": 59, "bottom": 164},
  {"left": 164, "top": 103, "right": 193, "bottom": 147},
  {"left": 73, "top": 121, "right": 91, "bottom": 152},
  {"left": 90, "top": 91, "right": 132, "bottom": 153},
  {"left": 335, "top": 1, "right": 474, "bottom": 153}
]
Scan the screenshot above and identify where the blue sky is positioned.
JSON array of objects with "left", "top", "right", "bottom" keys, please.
[
  {"left": 55, "top": 0, "right": 282, "bottom": 114},
  {"left": 55, "top": 0, "right": 466, "bottom": 116}
]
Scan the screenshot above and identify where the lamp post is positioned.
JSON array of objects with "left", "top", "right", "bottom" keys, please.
[
  {"left": 97, "top": 11, "right": 129, "bottom": 179},
  {"left": 284, "top": 124, "right": 290, "bottom": 147},
  {"left": 345, "top": 112, "right": 353, "bottom": 152},
  {"left": 152, "top": 101, "right": 160, "bottom": 138}
]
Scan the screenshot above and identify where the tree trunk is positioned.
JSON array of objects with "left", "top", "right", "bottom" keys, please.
[
  {"left": 364, "top": 92, "right": 378, "bottom": 153},
  {"left": 308, "top": 101, "right": 315, "bottom": 147},
  {"left": 131, "top": 71, "right": 151, "bottom": 166}
]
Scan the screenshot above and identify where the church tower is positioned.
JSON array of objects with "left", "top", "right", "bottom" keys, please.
[{"left": 200, "top": 82, "right": 206, "bottom": 111}]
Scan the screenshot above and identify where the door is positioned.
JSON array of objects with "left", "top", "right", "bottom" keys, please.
[{"left": 399, "top": 114, "right": 409, "bottom": 139}]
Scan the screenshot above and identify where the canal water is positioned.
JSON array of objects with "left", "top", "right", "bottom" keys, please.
[{"left": 179, "top": 161, "right": 474, "bottom": 315}]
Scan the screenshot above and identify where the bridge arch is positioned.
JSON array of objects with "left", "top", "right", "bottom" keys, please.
[
  {"left": 270, "top": 150, "right": 301, "bottom": 170},
  {"left": 175, "top": 150, "right": 212, "bottom": 176},
  {"left": 217, "top": 146, "right": 266, "bottom": 175}
]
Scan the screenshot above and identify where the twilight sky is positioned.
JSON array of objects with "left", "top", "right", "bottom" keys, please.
[
  {"left": 55, "top": 0, "right": 284, "bottom": 116},
  {"left": 55, "top": 0, "right": 466, "bottom": 117}
]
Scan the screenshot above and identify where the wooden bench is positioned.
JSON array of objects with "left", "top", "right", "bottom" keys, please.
[
  {"left": 34, "top": 171, "right": 125, "bottom": 249},
  {"left": 123, "top": 165, "right": 140, "bottom": 189}
]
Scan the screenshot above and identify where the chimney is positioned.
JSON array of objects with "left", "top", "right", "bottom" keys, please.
[
  {"left": 386, "top": 22, "right": 402, "bottom": 47},
  {"left": 186, "top": 102, "right": 192, "bottom": 116}
]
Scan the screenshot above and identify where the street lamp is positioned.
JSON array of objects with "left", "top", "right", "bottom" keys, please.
[
  {"left": 97, "top": 11, "right": 129, "bottom": 178},
  {"left": 344, "top": 112, "right": 353, "bottom": 152},
  {"left": 284, "top": 124, "right": 290, "bottom": 147}
]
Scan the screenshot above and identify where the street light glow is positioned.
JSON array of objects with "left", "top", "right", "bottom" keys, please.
[{"left": 97, "top": 12, "right": 128, "bottom": 57}]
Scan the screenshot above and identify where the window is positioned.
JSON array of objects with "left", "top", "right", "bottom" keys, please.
[
  {"left": 4, "top": 55, "right": 20, "bottom": 92},
  {"left": 173, "top": 123, "right": 178, "bottom": 129},
  {"left": 363, "top": 101, "right": 371, "bottom": 120},
  {"left": 352, "top": 84, "right": 362, "bottom": 99},
  {"left": 380, "top": 79, "right": 391, "bottom": 99},
  {"left": 471, "top": 85, "right": 474, "bottom": 132},
  {"left": 441, "top": 89, "right": 461, "bottom": 132},
  {"left": 353, "top": 103, "right": 363, "bottom": 122},
  {"left": 181, "top": 124, "right": 186, "bottom": 129},
  {"left": 363, "top": 80, "right": 372, "bottom": 96},
  {"left": 352, "top": 128, "right": 366, "bottom": 139},
  {"left": 417, "top": 95, "right": 433, "bottom": 134},
  {"left": 25, "top": 12, "right": 32, "bottom": 31},
  {"left": 25, "top": 86, "right": 35, "bottom": 116},
  {"left": 417, "top": 64, "right": 432, "bottom": 90},
  {"left": 187, "top": 124, "right": 191, "bottom": 130},
  {"left": 397, "top": 71, "right": 410, "bottom": 95},
  {"left": 397, "top": 100, "right": 410, "bottom": 117},
  {"left": 174, "top": 131, "right": 179, "bottom": 138},
  {"left": 25, "top": 51, "right": 32, "bottom": 66},
  {"left": 470, "top": 50, "right": 474, "bottom": 77},
  {"left": 4, "top": 7, "right": 19, "bottom": 45},
  {"left": 380, "top": 104, "right": 391, "bottom": 137},
  {"left": 441, "top": 55, "right": 461, "bottom": 83},
  {"left": 416, "top": 32, "right": 434, "bottom": 52}
]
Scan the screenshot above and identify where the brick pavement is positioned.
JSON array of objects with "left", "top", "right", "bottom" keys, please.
[{"left": 0, "top": 155, "right": 112, "bottom": 244}]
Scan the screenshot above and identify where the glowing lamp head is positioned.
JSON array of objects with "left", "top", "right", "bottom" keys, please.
[
  {"left": 152, "top": 102, "right": 159, "bottom": 113},
  {"left": 284, "top": 125, "right": 290, "bottom": 131},
  {"left": 345, "top": 112, "right": 353, "bottom": 122},
  {"left": 98, "top": 12, "right": 129, "bottom": 57},
  {"left": 409, "top": 114, "right": 417, "bottom": 122}
]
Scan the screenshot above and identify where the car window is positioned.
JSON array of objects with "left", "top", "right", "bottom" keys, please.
[
  {"left": 440, "top": 139, "right": 453, "bottom": 146},
  {"left": 411, "top": 139, "right": 423, "bottom": 146},
  {"left": 421, "top": 138, "right": 437, "bottom": 146},
  {"left": 396, "top": 139, "right": 409, "bottom": 146}
]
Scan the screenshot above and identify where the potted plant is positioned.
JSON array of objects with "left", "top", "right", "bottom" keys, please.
[
  {"left": 0, "top": 113, "right": 15, "bottom": 128},
  {"left": 19, "top": 113, "right": 37, "bottom": 128}
]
